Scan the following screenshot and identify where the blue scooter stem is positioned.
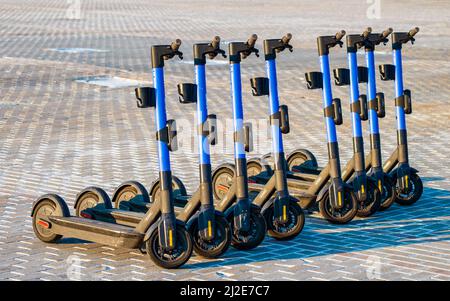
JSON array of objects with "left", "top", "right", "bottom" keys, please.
[
  {"left": 348, "top": 52, "right": 364, "bottom": 138},
  {"left": 195, "top": 64, "right": 211, "bottom": 165},
  {"left": 347, "top": 51, "right": 367, "bottom": 200},
  {"left": 320, "top": 55, "right": 339, "bottom": 144},
  {"left": 266, "top": 59, "right": 284, "bottom": 155},
  {"left": 393, "top": 49, "right": 407, "bottom": 131},
  {"left": 230, "top": 63, "right": 247, "bottom": 159},
  {"left": 153, "top": 67, "right": 172, "bottom": 172},
  {"left": 320, "top": 53, "right": 345, "bottom": 209},
  {"left": 366, "top": 50, "right": 380, "bottom": 135}
]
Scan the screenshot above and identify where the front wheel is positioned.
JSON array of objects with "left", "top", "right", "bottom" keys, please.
[
  {"left": 146, "top": 226, "right": 193, "bottom": 269},
  {"left": 229, "top": 209, "right": 267, "bottom": 250},
  {"left": 379, "top": 173, "right": 396, "bottom": 211},
  {"left": 264, "top": 200, "right": 305, "bottom": 241},
  {"left": 395, "top": 173, "right": 423, "bottom": 206},
  {"left": 190, "top": 215, "right": 231, "bottom": 258},
  {"left": 319, "top": 187, "right": 358, "bottom": 224},
  {"left": 355, "top": 180, "right": 381, "bottom": 218}
]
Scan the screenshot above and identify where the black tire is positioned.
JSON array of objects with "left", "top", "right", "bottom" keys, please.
[
  {"left": 212, "top": 164, "right": 235, "bottom": 202},
  {"left": 75, "top": 187, "right": 111, "bottom": 217},
  {"left": 264, "top": 200, "right": 305, "bottom": 241},
  {"left": 149, "top": 175, "right": 186, "bottom": 203},
  {"left": 355, "top": 180, "right": 381, "bottom": 218},
  {"left": 395, "top": 173, "right": 423, "bottom": 206},
  {"left": 112, "top": 181, "right": 150, "bottom": 209},
  {"left": 378, "top": 173, "right": 396, "bottom": 211},
  {"left": 146, "top": 226, "right": 193, "bottom": 269},
  {"left": 229, "top": 209, "right": 267, "bottom": 250},
  {"left": 32, "top": 195, "right": 68, "bottom": 243},
  {"left": 286, "top": 148, "right": 319, "bottom": 171},
  {"left": 319, "top": 187, "right": 358, "bottom": 224},
  {"left": 189, "top": 214, "right": 231, "bottom": 258}
]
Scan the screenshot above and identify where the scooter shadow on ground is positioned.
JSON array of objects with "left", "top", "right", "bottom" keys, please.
[{"left": 183, "top": 185, "right": 450, "bottom": 269}]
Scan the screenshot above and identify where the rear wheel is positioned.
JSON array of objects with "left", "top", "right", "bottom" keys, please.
[
  {"left": 355, "top": 180, "right": 381, "bottom": 218},
  {"left": 146, "top": 226, "right": 193, "bottom": 269},
  {"left": 190, "top": 215, "right": 231, "bottom": 258},
  {"left": 319, "top": 187, "right": 358, "bottom": 224},
  {"left": 247, "top": 158, "right": 272, "bottom": 177},
  {"left": 75, "top": 187, "right": 111, "bottom": 217},
  {"left": 32, "top": 195, "right": 68, "bottom": 243},
  {"left": 264, "top": 200, "right": 305, "bottom": 240},
  {"left": 212, "top": 164, "right": 235, "bottom": 202},
  {"left": 149, "top": 176, "right": 186, "bottom": 203},
  {"left": 286, "top": 149, "right": 319, "bottom": 171},
  {"left": 229, "top": 209, "right": 267, "bottom": 250},
  {"left": 395, "top": 173, "right": 423, "bottom": 206},
  {"left": 112, "top": 181, "right": 149, "bottom": 210}
]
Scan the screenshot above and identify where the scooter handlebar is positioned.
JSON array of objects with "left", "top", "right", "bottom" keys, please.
[
  {"left": 362, "top": 27, "right": 372, "bottom": 38},
  {"left": 281, "top": 33, "right": 292, "bottom": 44},
  {"left": 408, "top": 27, "right": 420, "bottom": 37},
  {"left": 382, "top": 27, "right": 393, "bottom": 39},
  {"left": 335, "top": 30, "right": 346, "bottom": 41},
  {"left": 247, "top": 34, "right": 258, "bottom": 48},
  {"left": 171, "top": 39, "right": 182, "bottom": 51},
  {"left": 211, "top": 36, "right": 221, "bottom": 49}
]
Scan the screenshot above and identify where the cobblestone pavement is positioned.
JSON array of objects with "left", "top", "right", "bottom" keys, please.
[{"left": 0, "top": 0, "right": 449, "bottom": 281}]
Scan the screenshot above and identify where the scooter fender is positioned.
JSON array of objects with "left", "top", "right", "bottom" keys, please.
[
  {"left": 389, "top": 166, "right": 419, "bottom": 177},
  {"left": 316, "top": 183, "right": 331, "bottom": 204},
  {"left": 233, "top": 199, "right": 251, "bottom": 232},
  {"left": 260, "top": 196, "right": 296, "bottom": 216},
  {"left": 74, "top": 186, "right": 113, "bottom": 210},
  {"left": 31, "top": 194, "right": 70, "bottom": 218},
  {"left": 143, "top": 218, "right": 186, "bottom": 243},
  {"left": 187, "top": 209, "right": 225, "bottom": 240}
]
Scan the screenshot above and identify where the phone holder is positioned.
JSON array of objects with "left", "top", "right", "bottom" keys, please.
[
  {"left": 207, "top": 114, "right": 217, "bottom": 145},
  {"left": 376, "top": 92, "right": 386, "bottom": 118},
  {"left": 379, "top": 64, "right": 396, "bottom": 81},
  {"left": 177, "top": 83, "right": 197, "bottom": 104},
  {"left": 135, "top": 87, "right": 156, "bottom": 108},
  {"left": 358, "top": 66, "right": 368, "bottom": 83},
  {"left": 305, "top": 72, "right": 323, "bottom": 89},
  {"left": 333, "top": 68, "right": 350, "bottom": 86},
  {"left": 358, "top": 94, "right": 368, "bottom": 121},
  {"left": 403, "top": 89, "right": 412, "bottom": 114},
  {"left": 243, "top": 123, "right": 253, "bottom": 153},
  {"left": 250, "top": 77, "right": 269, "bottom": 96}
]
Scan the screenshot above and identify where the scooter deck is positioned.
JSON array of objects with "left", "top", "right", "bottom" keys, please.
[{"left": 47, "top": 216, "right": 143, "bottom": 249}]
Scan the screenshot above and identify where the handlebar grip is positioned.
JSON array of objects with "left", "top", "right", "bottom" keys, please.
[
  {"left": 408, "top": 27, "right": 419, "bottom": 37},
  {"left": 362, "top": 27, "right": 372, "bottom": 38},
  {"left": 247, "top": 34, "right": 258, "bottom": 47},
  {"left": 382, "top": 27, "right": 393, "bottom": 38},
  {"left": 335, "top": 30, "right": 346, "bottom": 41},
  {"left": 171, "top": 39, "right": 182, "bottom": 51},
  {"left": 211, "top": 36, "right": 220, "bottom": 49},
  {"left": 281, "top": 33, "right": 292, "bottom": 44}
]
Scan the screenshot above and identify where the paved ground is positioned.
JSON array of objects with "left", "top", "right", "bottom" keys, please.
[{"left": 0, "top": 0, "right": 449, "bottom": 281}]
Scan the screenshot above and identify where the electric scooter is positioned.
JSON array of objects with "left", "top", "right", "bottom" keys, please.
[
  {"left": 361, "top": 27, "right": 397, "bottom": 210},
  {"left": 31, "top": 40, "right": 193, "bottom": 269},
  {"left": 213, "top": 33, "right": 358, "bottom": 225},
  {"left": 73, "top": 37, "right": 235, "bottom": 258},
  {"left": 377, "top": 27, "right": 423, "bottom": 205}
]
